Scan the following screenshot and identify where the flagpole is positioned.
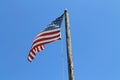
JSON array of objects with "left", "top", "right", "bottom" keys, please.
[{"left": 64, "top": 9, "right": 75, "bottom": 80}]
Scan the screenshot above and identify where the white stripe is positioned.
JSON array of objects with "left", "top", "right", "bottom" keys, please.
[
  {"left": 36, "top": 28, "right": 60, "bottom": 37},
  {"left": 34, "top": 32, "right": 61, "bottom": 42},
  {"left": 41, "top": 45, "right": 45, "bottom": 49},
  {"left": 30, "top": 52, "right": 36, "bottom": 58},
  {"left": 28, "top": 56, "right": 32, "bottom": 61},
  {"left": 32, "top": 37, "right": 60, "bottom": 48},
  {"left": 33, "top": 49, "right": 37, "bottom": 53},
  {"left": 38, "top": 46, "right": 42, "bottom": 51}
]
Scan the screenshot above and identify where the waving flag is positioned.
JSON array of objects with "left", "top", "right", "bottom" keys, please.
[{"left": 28, "top": 14, "right": 64, "bottom": 62}]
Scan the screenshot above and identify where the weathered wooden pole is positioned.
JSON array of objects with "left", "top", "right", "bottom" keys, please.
[{"left": 64, "top": 9, "right": 75, "bottom": 80}]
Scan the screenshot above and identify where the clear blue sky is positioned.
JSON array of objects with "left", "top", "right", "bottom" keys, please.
[{"left": 0, "top": 0, "right": 120, "bottom": 80}]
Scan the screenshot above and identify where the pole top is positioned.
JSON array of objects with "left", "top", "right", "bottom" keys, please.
[{"left": 64, "top": 9, "right": 68, "bottom": 13}]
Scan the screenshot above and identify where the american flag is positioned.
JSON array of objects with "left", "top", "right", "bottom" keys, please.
[{"left": 28, "top": 14, "right": 64, "bottom": 62}]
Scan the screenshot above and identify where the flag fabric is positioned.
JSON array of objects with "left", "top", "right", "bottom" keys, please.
[{"left": 28, "top": 14, "right": 64, "bottom": 62}]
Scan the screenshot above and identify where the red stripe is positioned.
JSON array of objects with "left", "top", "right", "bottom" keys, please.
[
  {"left": 41, "top": 45, "right": 45, "bottom": 50},
  {"left": 27, "top": 50, "right": 36, "bottom": 61},
  {"left": 34, "top": 45, "right": 44, "bottom": 52},
  {"left": 33, "top": 34, "right": 60, "bottom": 46},
  {"left": 32, "top": 37, "right": 61, "bottom": 50},
  {"left": 29, "top": 45, "right": 44, "bottom": 54},
  {"left": 28, "top": 54, "right": 34, "bottom": 62},
  {"left": 28, "top": 45, "right": 45, "bottom": 62},
  {"left": 36, "top": 46, "right": 40, "bottom": 52},
  {"left": 40, "top": 37, "right": 61, "bottom": 45},
  {"left": 36, "top": 30, "right": 60, "bottom": 38},
  {"left": 32, "top": 36, "right": 60, "bottom": 49},
  {"left": 30, "top": 49, "right": 36, "bottom": 56},
  {"left": 28, "top": 58, "right": 32, "bottom": 62}
]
